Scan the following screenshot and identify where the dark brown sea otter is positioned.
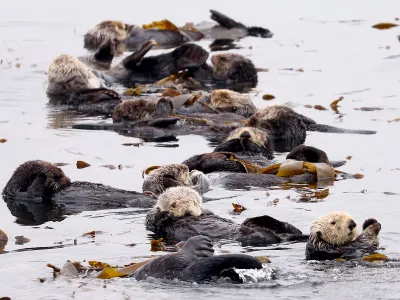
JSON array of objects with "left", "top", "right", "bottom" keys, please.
[
  {"left": 130, "top": 235, "right": 263, "bottom": 283},
  {"left": 83, "top": 10, "right": 272, "bottom": 53},
  {"left": 245, "top": 105, "right": 377, "bottom": 152},
  {"left": 145, "top": 187, "right": 308, "bottom": 246},
  {"left": 2, "top": 160, "right": 161, "bottom": 225}
]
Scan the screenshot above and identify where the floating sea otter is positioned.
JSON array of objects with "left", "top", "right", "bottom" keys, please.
[
  {"left": 244, "top": 105, "right": 377, "bottom": 152},
  {"left": 1, "top": 160, "right": 161, "bottom": 225},
  {"left": 83, "top": 10, "right": 272, "bottom": 53},
  {"left": 305, "top": 212, "right": 381, "bottom": 260},
  {"left": 145, "top": 186, "right": 308, "bottom": 245},
  {"left": 130, "top": 235, "right": 264, "bottom": 283}
]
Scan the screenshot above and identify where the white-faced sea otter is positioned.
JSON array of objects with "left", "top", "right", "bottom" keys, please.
[
  {"left": 145, "top": 186, "right": 308, "bottom": 246},
  {"left": 305, "top": 212, "right": 381, "bottom": 260}
]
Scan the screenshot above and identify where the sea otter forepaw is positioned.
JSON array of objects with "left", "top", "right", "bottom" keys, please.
[{"left": 181, "top": 235, "right": 214, "bottom": 260}]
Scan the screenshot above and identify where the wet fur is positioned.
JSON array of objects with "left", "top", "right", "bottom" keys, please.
[
  {"left": 131, "top": 235, "right": 262, "bottom": 282},
  {"left": 305, "top": 212, "right": 381, "bottom": 260},
  {"left": 210, "top": 89, "right": 256, "bottom": 117},
  {"left": 213, "top": 127, "right": 274, "bottom": 158},
  {"left": 142, "top": 164, "right": 191, "bottom": 195},
  {"left": 112, "top": 98, "right": 174, "bottom": 123},
  {"left": 84, "top": 20, "right": 127, "bottom": 55},
  {"left": 156, "top": 186, "right": 203, "bottom": 217}
]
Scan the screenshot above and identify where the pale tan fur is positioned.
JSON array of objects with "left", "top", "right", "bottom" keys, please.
[
  {"left": 223, "top": 127, "right": 269, "bottom": 148},
  {"left": 157, "top": 186, "right": 203, "bottom": 217},
  {"left": 310, "top": 212, "right": 358, "bottom": 246},
  {"left": 210, "top": 89, "right": 256, "bottom": 112},
  {"left": 85, "top": 20, "right": 127, "bottom": 55},
  {"left": 47, "top": 55, "right": 101, "bottom": 89},
  {"left": 142, "top": 164, "right": 191, "bottom": 195},
  {"left": 249, "top": 105, "right": 292, "bottom": 122}
]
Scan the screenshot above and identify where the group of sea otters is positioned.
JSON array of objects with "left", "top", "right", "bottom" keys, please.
[{"left": 2, "top": 10, "right": 383, "bottom": 283}]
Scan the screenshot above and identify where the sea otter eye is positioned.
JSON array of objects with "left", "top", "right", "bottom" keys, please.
[{"left": 331, "top": 221, "right": 336, "bottom": 225}]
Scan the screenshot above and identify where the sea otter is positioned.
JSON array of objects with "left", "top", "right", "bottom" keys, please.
[
  {"left": 2, "top": 160, "right": 160, "bottom": 225},
  {"left": 46, "top": 39, "right": 121, "bottom": 111},
  {"left": 305, "top": 212, "right": 381, "bottom": 260},
  {"left": 245, "top": 105, "right": 377, "bottom": 152},
  {"left": 145, "top": 186, "right": 308, "bottom": 246},
  {"left": 130, "top": 235, "right": 263, "bottom": 283},
  {"left": 100, "top": 42, "right": 258, "bottom": 89},
  {"left": 84, "top": 10, "right": 272, "bottom": 53},
  {"left": 83, "top": 20, "right": 128, "bottom": 55}
]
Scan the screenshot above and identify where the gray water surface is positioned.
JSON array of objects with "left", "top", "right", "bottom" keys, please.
[{"left": 1, "top": 0, "right": 400, "bottom": 299}]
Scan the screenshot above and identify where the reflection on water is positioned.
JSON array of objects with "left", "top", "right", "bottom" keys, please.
[{"left": 1, "top": 0, "right": 400, "bottom": 299}]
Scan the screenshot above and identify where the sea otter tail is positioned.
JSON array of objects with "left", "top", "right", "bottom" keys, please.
[
  {"left": 180, "top": 254, "right": 262, "bottom": 283},
  {"left": 307, "top": 124, "right": 377, "bottom": 135}
]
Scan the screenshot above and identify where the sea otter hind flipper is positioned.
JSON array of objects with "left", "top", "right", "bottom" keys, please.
[
  {"left": 209, "top": 10, "right": 241, "bottom": 29},
  {"left": 122, "top": 40, "right": 157, "bottom": 70},
  {"left": 180, "top": 254, "right": 262, "bottom": 282},
  {"left": 306, "top": 124, "right": 377, "bottom": 135},
  {"left": 242, "top": 215, "right": 303, "bottom": 235}
]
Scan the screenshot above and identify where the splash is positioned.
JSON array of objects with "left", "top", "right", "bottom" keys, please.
[{"left": 234, "top": 264, "right": 275, "bottom": 283}]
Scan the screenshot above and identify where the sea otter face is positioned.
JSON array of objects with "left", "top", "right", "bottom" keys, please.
[
  {"left": 157, "top": 186, "right": 203, "bottom": 217},
  {"left": 310, "top": 212, "right": 358, "bottom": 246},
  {"left": 189, "top": 170, "right": 210, "bottom": 191},
  {"left": 211, "top": 53, "right": 258, "bottom": 87},
  {"left": 210, "top": 89, "right": 256, "bottom": 117},
  {"left": 142, "top": 164, "right": 191, "bottom": 195},
  {"left": 214, "top": 127, "right": 273, "bottom": 159}
]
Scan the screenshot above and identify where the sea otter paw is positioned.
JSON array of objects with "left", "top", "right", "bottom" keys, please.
[{"left": 181, "top": 235, "right": 214, "bottom": 261}]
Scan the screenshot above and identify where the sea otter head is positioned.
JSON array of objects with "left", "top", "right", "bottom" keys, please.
[
  {"left": 189, "top": 170, "right": 210, "bottom": 191},
  {"left": 84, "top": 20, "right": 128, "bottom": 55},
  {"left": 211, "top": 53, "right": 258, "bottom": 88},
  {"left": 286, "top": 145, "right": 330, "bottom": 165},
  {"left": 112, "top": 98, "right": 174, "bottom": 123},
  {"left": 156, "top": 186, "right": 203, "bottom": 217},
  {"left": 142, "top": 164, "right": 191, "bottom": 196},
  {"left": 209, "top": 89, "right": 256, "bottom": 117},
  {"left": 310, "top": 212, "right": 358, "bottom": 246},
  {"left": 214, "top": 127, "right": 274, "bottom": 159},
  {"left": 3, "top": 160, "right": 71, "bottom": 198}
]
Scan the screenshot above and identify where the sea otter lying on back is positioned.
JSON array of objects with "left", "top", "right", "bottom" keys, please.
[
  {"left": 305, "top": 212, "right": 381, "bottom": 260},
  {"left": 83, "top": 9, "right": 272, "bottom": 53},
  {"left": 130, "top": 235, "right": 263, "bottom": 283},
  {"left": 145, "top": 186, "right": 308, "bottom": 246}
]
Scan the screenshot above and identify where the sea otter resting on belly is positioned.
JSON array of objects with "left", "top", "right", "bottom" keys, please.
[
  {"left": 145, "top": 186, "right": 308, "bottom": 246},
  {"left": 130, "top": 235, "right": 263, "bottom": 283},
  {"left": 305, "top": 212, "right": 381, "bottom": 260}
]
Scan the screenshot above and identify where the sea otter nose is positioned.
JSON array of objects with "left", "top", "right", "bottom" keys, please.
[
  {"left": 348, "top": 220, "right": 357, "bottom": 231},
  {"left": 240, "top": 131, "right": 251, "bottom": 139}
]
